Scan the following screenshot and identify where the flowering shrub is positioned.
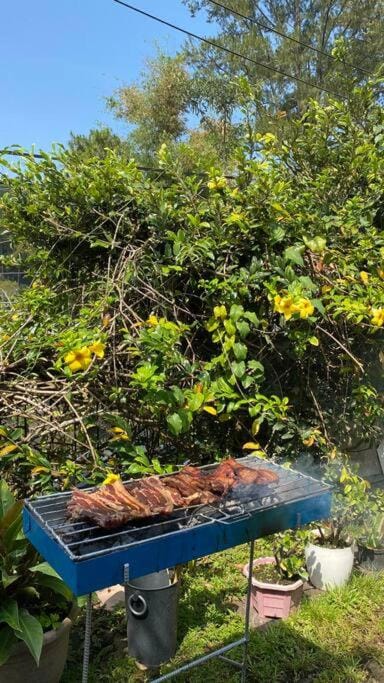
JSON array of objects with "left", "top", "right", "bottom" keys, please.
[{"left": 0, "top": 82, "right": 383, "bottom": 492}]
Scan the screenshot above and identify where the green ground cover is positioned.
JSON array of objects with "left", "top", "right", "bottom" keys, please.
[{"left": 63, "top": 542, "right": 384, "bottom": 682}]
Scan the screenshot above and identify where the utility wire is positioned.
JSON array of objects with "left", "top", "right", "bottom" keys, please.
[
  {"left": 208, "top": 0, "right": 373, "bottom": 76},
  {"left": 112, "top": 0, "right": 344, "bottom": 99}
]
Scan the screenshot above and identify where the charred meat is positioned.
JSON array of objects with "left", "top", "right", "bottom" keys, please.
[{"left": 67, "top": 459, "right": 278, "bottom": 529}]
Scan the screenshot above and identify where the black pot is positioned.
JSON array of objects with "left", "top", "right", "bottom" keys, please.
[
  {"left": 358, "top": 545, "right": 384, "bottom": 571},
  {"left": 125, "top": 570, "right": 179, "bottom": 668}
]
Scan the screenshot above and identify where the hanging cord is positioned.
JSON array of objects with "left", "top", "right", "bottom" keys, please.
[
  {"left": 208, "top": 0, "right": 373, "bottom": 76},
  {"left": 111, "top": 0, "right": 344, "bottom": 99}
]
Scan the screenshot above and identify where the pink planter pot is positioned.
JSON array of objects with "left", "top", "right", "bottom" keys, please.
[{"left": 243, "top": 557, "right": 303, "bottom": 619}]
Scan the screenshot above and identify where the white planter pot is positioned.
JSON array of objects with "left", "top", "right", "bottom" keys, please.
[{"left": 305, "top": 543, "right": 354, "bottom": 590}]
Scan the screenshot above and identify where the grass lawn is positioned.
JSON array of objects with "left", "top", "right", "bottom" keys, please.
[{"left": 63, "top": 542, "right": 384, "bottom": 682}]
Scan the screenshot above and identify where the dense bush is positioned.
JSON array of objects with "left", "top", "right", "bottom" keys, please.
[{"left": 0, "top": 83, "right": 383, "bottom": 493}]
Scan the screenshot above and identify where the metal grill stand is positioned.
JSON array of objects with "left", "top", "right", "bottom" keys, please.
[
  {"left": 23, "top": 457, "right": 332, "bottom": 681},
  {"left": 81, "top": 541, "right": 256, "bottom": 683}
]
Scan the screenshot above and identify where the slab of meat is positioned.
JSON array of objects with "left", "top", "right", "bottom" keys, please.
[
  {"left": 67, "top": 459, "right": 278, "bottom": 529},
  {"left": 67, "top": 479, "right": 150, "bottom": 529},
  {"left": 230, "top": 458, "right": 279, "bottom": 485}
]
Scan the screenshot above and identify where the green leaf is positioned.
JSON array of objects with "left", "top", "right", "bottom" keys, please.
[
  {"left": 187, "top": 393, "right": 205, "bottom": 412},
  {"left": 0, "top": 501, "right": 23, "bottom": 550},
  {"left": 178, "top": 409, "right": 193, "bottom": 431},
  {"left": 231, "top": 361, "right": 246, "bottom": 378},
  {"left": 229, "top": 304, "right": 244, "bottom": 322},
  {"left": 29, "top": 561, "right": 60, "bottom": 578},
  {"left": 0, "top": 480, "right": 15, "bottom": 517},
  {"left": 271, "top": 202, "right": 290, "bottom": 216},
  {"left": 14, "top": 610, "right": 43, "bottom": 666},
  {"left": 0, "top": 500, "right": 22, "bottom": 532},
  {"left": 102, "top": 414, "right": 131, "bottom": 434},
  {"left": 223, "top": 319, "right": 236, "bottom": 336},
  {"left": 303, "top": 235, "right": 327, "bottom": 253},
  {"left": 0, "top": 598, "right": 20, "bottom": 630},
  {"left": 0, "top": 625, "right": 16, "bottom": 666},
  {"left": 1, "top": 568, "right": 20, "bottom": 589},
  {"left": 248, "top": 360, "right": 265, "bottom": 378},
  {"left": 312, "top": 298, "right": 325, "bottom": 315},
  {"left": 166, "top": 413, "right": 183, "bottom": 436},
  {"left": 241, "top": 375, "right": 254, "bottom": 389},
  {"left": 243, "top": 311, "right": 259, "bottom": 326},
  {"left": 90, "top": 238, "right": 112, "bottom": 249},
  {"left": 284, "top": 245, "right": 304, "bottom": 266},
  {"left": 233, "top": 342, "right": 247, "bottom": 360},
  {"left": 271, "top": 226, "right": 286, "bottom": 243},
  {"left": 33, "top": 574, "right": 73, "bottom": 602},
  {"left": 236, "top": 321, "right": 250, "bottom": 338},
  {"left": 308, "top": 336, "right": 319, "bottom": 346},
  {"left": 171, "top": 386, "right": 185, "bottom": 406}
]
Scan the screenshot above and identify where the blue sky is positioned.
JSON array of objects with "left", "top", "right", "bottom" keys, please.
[{"left": 1, "top": 1, "right": 213, "bottom": 152}]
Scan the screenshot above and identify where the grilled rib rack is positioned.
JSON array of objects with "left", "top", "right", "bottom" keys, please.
[{"left": 23, "top": 456, "right": 332, "bottom": 596}]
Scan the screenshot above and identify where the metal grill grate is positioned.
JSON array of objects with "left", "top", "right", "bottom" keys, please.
[{"left": 23, "top": 457, "right": 332, "bottom": 595}]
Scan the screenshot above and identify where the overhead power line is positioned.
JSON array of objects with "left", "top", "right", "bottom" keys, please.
[
  {"left": 112, "top": 0, "right": 344, "bottom": 99},
  {"left": 208, "top": 0, "right": 372, "bottom": 76}
]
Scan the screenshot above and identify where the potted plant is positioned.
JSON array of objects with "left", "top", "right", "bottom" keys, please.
[
  {"left": 305, "top": 465, "right": 367, "bottom": 590},
  {"left": 243, "top": 529, "right": 308, "bottom": 619},
  {"left": 358, "top": 512, "right": 384, "bottom": 571},
  {"left": 0, "top": 480, "right": 78, "bottom": 683},
  {"left": 355, "top": 485, "right": 384, "bottom": 571}
]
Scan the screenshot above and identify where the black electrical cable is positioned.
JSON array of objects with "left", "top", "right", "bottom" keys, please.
[
  {"left": 111, "top": 0, "right": 344, "bottom": 99},
  {"left": 208, "top": 0, "right": 373, "bottom": 76}
]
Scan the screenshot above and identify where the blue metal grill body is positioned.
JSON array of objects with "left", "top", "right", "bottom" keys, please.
[{"left": 23, "top": 457, "right": 331, "bottom": 596}]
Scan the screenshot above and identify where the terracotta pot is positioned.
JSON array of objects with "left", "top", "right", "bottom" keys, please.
[
  {"left": 0, "top": 605, "right": 78, "bottom": 683},
  {"left": 305, "top": 542, "right": 354, "bottom": 590},
  {"left": 242, "top": 557, "right": 303, "bottom": 619}
]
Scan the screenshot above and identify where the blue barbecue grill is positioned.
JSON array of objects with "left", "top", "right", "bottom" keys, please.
[{"left": 23, "top": 456, "right": 332, "bottom": 682}]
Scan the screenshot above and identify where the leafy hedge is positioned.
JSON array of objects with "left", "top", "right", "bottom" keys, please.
[{"left": 0, "top": 83, "right": 383, "bottom": 492}]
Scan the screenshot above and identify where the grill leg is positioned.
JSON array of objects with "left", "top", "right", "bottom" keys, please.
[
  {"left": 241, "top": 539, "right": 255, "bottom": 683},
  {"left": 123, "top": 563, "right": 130, "bottom": 652},
  {"left": 82, "top": 593, "right": 93, "bottom": 683}
]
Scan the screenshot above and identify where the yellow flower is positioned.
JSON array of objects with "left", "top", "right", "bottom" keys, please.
[
  {"left": 378, "top": 269, "right": 384, "bottom": 280},
  {"left": 213, "top": 305, "right": 227, "bottom": 319},
  {"left": 203, "top": 406, "right": 217, "bottom": 416},
  {"left": 89, "top": 341, "right": 105, "bottom": 359},
  {"left": 109, "top": 427, "right": 130, "bottom": 441},
  {"left": 147, "top": 314, "right": 159, "bottom": 326},
  {"left": 64, "top": 347, "right": 92, "bottom": 372},
  {"left": 227, "top": 212, "right": 245, "bottom": 223},
  {"left": 274, "top": 295, "right": 283, "bottom": 311},
  {"left": 303, "top": 436, "right": 315, "bottom": 447},
  {"left": 371, "top": 308, "right": 384, "bottom": 327},
  {"left": 102, "top": 473, "right": 121, "bottom": 486},
  {"left": 296, "top": 298, "right": 315, "bottom": 319},
  {"left": 207, "top": 176, "right": 227, "bottom": 191},
  {"left": 360, "top": 271, "right": 369, "bottom": 285},
  {"left": 274, "top": 295, "right": 297, "bottom": 320},
  {"left": 261, "top": 132, "right": 276, "bottom": 144}
]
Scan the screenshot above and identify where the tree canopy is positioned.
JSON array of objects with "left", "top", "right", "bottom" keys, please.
[
  {"left": 101, "top": 0, "right": 384, "bottom": 165},
  {"left": 0, "top": 82, "right": 383, "bottom": 492}
]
